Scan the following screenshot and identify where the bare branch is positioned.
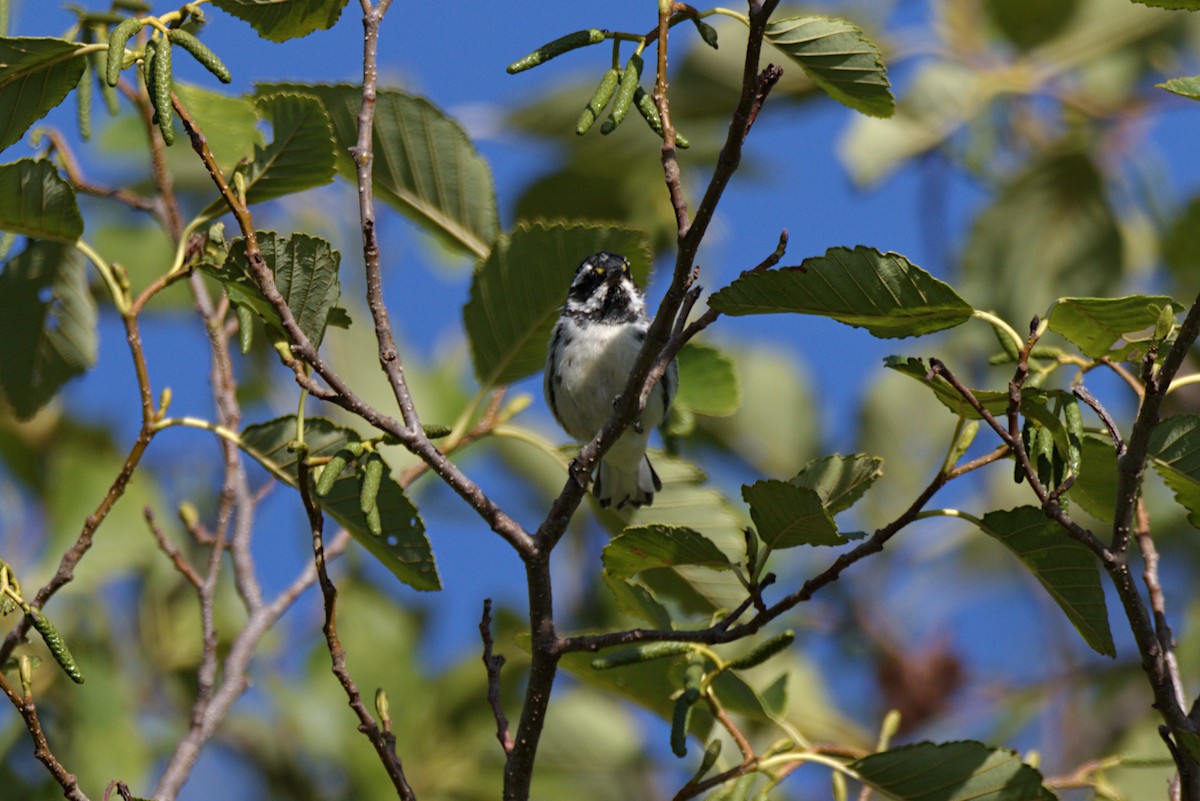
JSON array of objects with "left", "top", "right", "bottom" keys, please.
[{"left": 480, "top": 599, "right": 515, "bottom": 755}]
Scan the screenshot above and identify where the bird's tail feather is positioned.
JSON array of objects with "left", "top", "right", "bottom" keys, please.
[{"left": 595, "top": 455, "right": 661, "bottom": 509}]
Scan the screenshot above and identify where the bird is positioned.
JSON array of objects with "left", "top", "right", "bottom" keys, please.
[{"left": 545, "top": 251, "right": 678, "bottom": 508}]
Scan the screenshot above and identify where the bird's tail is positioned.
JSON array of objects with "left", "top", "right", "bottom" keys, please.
[{"left": 594, "top": 455, "right": 662, "bottom": 509}]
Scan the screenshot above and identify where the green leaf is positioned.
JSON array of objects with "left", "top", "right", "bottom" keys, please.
[
  {"left": 1149, "top": 416, "right": 1200, "bottom": 528},
  {"left": 1046, "top": 296, "right": 1175, "bottom": 359},
  {"left": 210, "top": 0, "right": 350, "bottom": 42},
  {"left": 0, "top": 240, "right": 96, "bottom": 419},
  {"left": 742, "top": 480, "right": 843, "bottom": 548},
  {"left": 709, "top": 246, "right": 972, "bottom": 338},
  {"left": 202, "top": 92, "right": 335, "bottom": 218},
  {"left": 1069, "top": 434, "right": 1118, "bottom": 525},
  {"left": 764, "top": 17, "right": 893, "bottom": 118},
  {"left": 0, "top": 159, "right": 83, "bottom": 241},
  {"left": 851, "top": 740, "right": 1055, "bottom": 801},
  {"left": 1157, "top": 75, "right": 1200, "bottom": 99},
  {"left": 203, "top": 231, "right": 342, "bottom": 348},
  {"left": 0, "top": 37, "right": 87, "bottom": 151},
  {"left": 1130, "top": 0, "right": 1200, "bottom": 8},
  {"left": 602, "top": 574, "right": 672, "bottom": 629},
  {"left": 463, "top": 221, "right": 650, "bottom": 388},
  {"left": 173, "top": 82, "right": 263, "bottom": 173},
  {"left": 984, "top": 0, "right": 1079, "bottom": 50},
  {"left": 976, "top": 506, "right": 1114, "bottom": 657},
  {"left": 674, "top": 342, "right": 740, "bottom": 417},
  {"left": 258, "top": 83, "right": 498, "bottom": 259},
  {"left": 791, "top": 453, "right": 884, "bottom": 516},
  {"left": 240, "top": 415, "right": 440, "bottom": 591},
  {"left": 602, "top": 525, "right": 732, "bottom": 581}
]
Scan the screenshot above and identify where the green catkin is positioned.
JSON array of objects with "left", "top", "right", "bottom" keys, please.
[
  {"left": 1064, "top": 398, "right": 1083, "bottom": 478},
  {"left": 168, "top": 29, "right": 231, "bottom": 83},
  {"left": 94, "top": 50, "right": 121, "bottom": 115},
  {"left": 590, "top": 641, "right": 691, "bottom": 669},
  {"left": 421, "top": 424, "right": 452, "bottom": 439},
  {"left": 600, "top": 53, "right": 643, "bottom": 134},
  {"left": 359, "top": 451, "right": 384, "bottom": 515},
  {"left": 316, "top": 447, "right": 358, "bottom": 497},
  {"left": 365, "top": 504, "right": 383, "bottom": 537},
  {"left": 112, "top": 0, "right": 153, "bottom": 10},
  {"left": 576, "top": 68, "right": 620, "bottom": 135},
  {"left": 670, "top": 692, "right": 694, "bottom": 757},
  {"left": 152, "top": 35, "right": 174, "bottom": 145},
  {"left": 632, "top": 86, "right": 690, "bottom": 148},
  {"left": 76, "top": 56, "right": 92, "bottom": 140},
  {"left": 1016, "top": 419, "right": 1033, "bottom": 484},
  {"left": 28, "top": 608, "right": 84, "bottom": 684},
  {"left": 693, "top": 19, "right": 719, "bottom": 49},
  {"left": 1034, "top": 425, "right": 1055, "bottom": 488},
  {"left": 141, "top": 39, "right": 156, "bottom": 116},
  {"left": 693, "top": 740, "right": 722, "bottom": 781},
  {"left": 236, "top": 304, "right": 254, "bottom": 354},
  {"left": 106, "top": 16, "right": 142, "bottom": 86},
  {"left": 728, "top": 629, "right": 795, "bottom": 670},
  {"left": 506, "top": 28, "right": 606, "bottom": 74}
]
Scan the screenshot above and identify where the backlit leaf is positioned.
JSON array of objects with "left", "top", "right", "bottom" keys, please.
[
  {"left": 1149, "top": 416, "right": 1200, "bottom": 528},
  {"left": 210, "top": 0, "right": 350, "bottom": 42},
  {"left": 674, "top": 341, "right": 740, "bottom": 417},
  {"left": 1157, "top": 75, "right": 1200, "bottom": 99},
  {"left": 791, "top": 453, "right": 883, "bottom": 515},
  {"left": 602, "top": 524, "right": 732, "bottom": 581},
  {"left": 764, "top": 17, "right": 893, "bottom": 118},
  {"left": 709, "top": 246, "right": 972, "bottom": 338},
  {"left": 240, "top": 415, "right": 440, "bottom": 591},
  {"left": 1046, "top": 295, "right": 1175, "bottom": 359}
]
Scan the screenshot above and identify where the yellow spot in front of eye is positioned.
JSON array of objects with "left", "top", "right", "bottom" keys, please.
[{"left": 595, "top": 267, "right": 606, "bottom": 275}]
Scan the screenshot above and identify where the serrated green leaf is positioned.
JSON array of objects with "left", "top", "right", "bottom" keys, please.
[
  {"left": 1157, "top": 75, "right": 1200, "bottom": 99},
  {"left": 1149, "top": 416, "right": 1200, "bottom": 528},
  {"left": 602, "top": 525, "right": 732, "bottom": 581},
  {"left": 0, "top": 240, "right": 96, "bottom": 419},
  {"left": 1046, "top": 296, "right": 1175, "bottom": 359},
  {"left": 202, "top": 231, "right": 342, "bottom": 349},
  {"left": 174, "top": 81, "right": 263, "bottom": 172},
  {"left": 791, "top": 453, "right": 883, "bottom": 515},
  {"left": 210, "top": 0, "right": 350, "bottom": 42},
  {"left": 1069, "top": 434, "right": 1118, "bottom": 525},
  {"left": 976, "top": 506, "right": 1114, "bottom": 657},
  {"left": 202, "top": 92, "right": 334, "bottom": 218},
  {"left": 851, "top": 740, "right": 1055, "bottom": 801},
  {"left": 0, "top": 159, "right": 83, "bottom": 241},
  {"left": 710, "top": 246, "right": 972, "bottom": 338},
  {"left": 742, "top": 480, "right": 843, "bottom": 548},
  {"left": 674, "top": 342, "right": 740, "bottom": 417},
  {"left": 464, "top": 221, "right": 650, "bottom": 388},
  {"left": 257, "top": 83, "right": 498, "bottom": 259},
  {"left": 240, "top": 416, "right": 440, "bottom": 591},
  {"left": 764, "top": 17, "right": 893, "bottom": 118},
  {"left": 0, "top": 37, "right": 87, "bottom": 151}
]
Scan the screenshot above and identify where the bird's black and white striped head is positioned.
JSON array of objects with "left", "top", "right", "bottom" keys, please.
[{"left": 564, "top": 251, "right": 645, "bottom": 324}]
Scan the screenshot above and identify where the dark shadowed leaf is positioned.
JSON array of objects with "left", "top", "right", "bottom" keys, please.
[
  {"left": 210, "top": 0, "right": 350, "bottom": 42},
  {"left": 976, "top": 506, "right": 1114, "bottom": 656},
  {"left": 602, "top": 525, "right": 732, "bottom": 581},
  {"left": 984, "top": 0, "right": 1079, "bottom": 50},
  {"left": 674, "top": 341, "right": 740, "bottom": 417},
  {"left": 258, "top": 83, "right": 498, "bottom": 259},
  {"left": 203, "top": 231, "right": 342, "bottom": 348},
  {"left": 764, "top": 17, "right": 893, "bottom": 118},
  {"left": 742, "top": 480, "right": 843, "bottom": 548},
  {"left": 1130, "top": 0, "right": 1200, "bottom": 8},
  {"left": 709, "top": 246, "right": 972, "bottom": 338},
  {"left": 0, "top": 159, "right": 84, "bottom": 241},
  {"left": 791, "top": 453, "right": 883, "bottom": 515},
  {"left": 240, "top": 415, "right": 440, "bottom": 591},
  {"left": 851, "top": 740, "right": 1055, "bottom": 801},
  {"left": 0, "top": 240, "right": 96, "bottom": 419},
  {"left": 463, "top": 221, "right": 650, "bottom": 388},
  {"left": 0, "top": 37, "right": 87, "bottom": 151},
  {"left": 202, "top": 92, "right": 334, "bottom": 218},
  {"left": 1046, "top": 296, "right": 1175, "bottom": 359},
  {"left": 1149, "top": 416, "right": 1200, "bottom": 528}
]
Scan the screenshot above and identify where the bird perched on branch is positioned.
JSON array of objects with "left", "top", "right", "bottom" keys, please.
[{"left": 545, "top": 251, "right": 678, "bottom": 508}]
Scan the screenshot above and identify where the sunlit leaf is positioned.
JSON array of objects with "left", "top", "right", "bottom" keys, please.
[
  {"left": 1149, "top": 416, "right": 1200, "bottom": 528},
  {"left": 764, "top": 17, "right": 893, "bottom": 118},
  {"left": 602, "top": 525, "right": 732, "bottom": 580},
  {"left": 258, "top": 83, "right": 499, "bottom": 258},
  {"left": 1158, "top": 75, "right": 1200, "bottom": 99},
  {"left": 742, "top": 480, "right": 843, "bottom": 548},
  {"left": 851, "top": 740, "right": 1055, "bottom": 801},
  {"left": 1046, "top": 295, "right": 1175, "bottom": 359},
  {"left": 210, "top": 0, "right": 350, "bottom": 42},
  {"left": 602, "top": 574, "right": 672, "bottom": 629},
  {"left": 0, "top": 37, "right": 87, "bottom": 151},
  {"left": 240, "top": 415, "right": 440, "bottom": 591},
  {"left": 174, "top": 81, "right": 263, "bottom": 172},
  {"left": 674, "top": 342, "right": 740, "bottom": 417},
  {"left": 0, "top": 158, "right": 83, "bottom": 241},
  {"left": 202, "top": 92, "right": 335, "bottom": 218},
  {"left": 203, "top": 231, "right": 342, "bottom": 348},
  {"left": 709, "top": 246, "right": 972, "bottom": 338},
  {"left": 975, "top": 506, "right": 1114, "bottom": 657},
  {"left": 0, "top": 240, "right": 95, "bottom": 419},
  {"left": 463, "top": 221, "right": 650, "bottom": 388},
  {"left": 791, "top": 453, "right": 883, "bottom": 516}
]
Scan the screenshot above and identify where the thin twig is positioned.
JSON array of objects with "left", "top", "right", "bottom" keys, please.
[
  {"left": 480, "top": 599, "right": 515, "bottom": 755},
  {"left": 0, "top": 672, "right": 89, "bottom": 801},
  {"left": 144, "top": 507, "right": 203, "bottom": 588},
  {"left": 1074, "top": 384, "right": 1126, "bottom": 455}
]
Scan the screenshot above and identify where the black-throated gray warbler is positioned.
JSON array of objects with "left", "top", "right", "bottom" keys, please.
[{"left": 545, "top": 251, "right": 678, "bottom": 508}]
